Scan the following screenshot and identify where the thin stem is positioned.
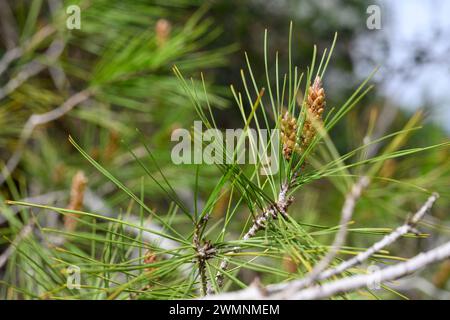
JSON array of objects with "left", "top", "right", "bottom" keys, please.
[
  {"left": 193, "top": 215, "right": 214, "bottom": 296},
  {"left": 212, "top": 178, "right": 294, "bottom": 293}
]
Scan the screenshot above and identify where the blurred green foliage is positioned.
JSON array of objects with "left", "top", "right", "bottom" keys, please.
[{"left": 0, "top": 0, "right": 448, "bottom": 299}]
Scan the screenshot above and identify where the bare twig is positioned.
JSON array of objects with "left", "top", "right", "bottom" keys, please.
[
  {"left": 84, "top": 190, "right": 192, "bottom": 279},
  {"left": 362, "top": 103, "right": 398, "bottom": 160},
  {"left": 0, "top": 47, "right": 21, "bottom": 76},
  {"left": 392, "top": 276, "right": 450, "bottom": 300},
  {"left": 315, "top": 192, "right": 439, "bottom": 282},
  {"left": 0, "top": 37, "right": 64, "bottom": 100},
  {"left": 0, "top": 25, "right": 55, "bottom": 76},
  {"left": 47, "top": 0, "right": 68, "bottom": 91},
  {"left": 288, "top": 241, "right": 450, "bottom": 300},
  {"left": 268, "top": 192, "right": 439, "bottom": 293},
  {"left": 2, "top": 189, "right": 181, "bottom": 253},
  {"left": 7, "top": 189, "right": 180, "bottom": 255},
  {"left": 203, "top": 240, "right": 450, "bottom": 300},
  {"left": 304, "top": 176, "right": 370, "bottom": 285},
  {"left": 0, "top": 191, "right": 65, "bottom": 224},
  {"left": 83, "top": 189, "right": 183, "bottom": 256},
  {"left": 0, "top": 89, "right": 91, "bottom": 185},
  {"left": 204, "top": 193, "right": 441, "bottom": 300}
]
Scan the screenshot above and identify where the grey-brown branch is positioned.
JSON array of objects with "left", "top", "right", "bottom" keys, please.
[
  {"left": 203, "top": 192, "right": 443, "bottom": 300},
  {"left": 300, "top": 176, "right": 370, "bottom": 288},
  {"left": 211, "top": 181, "right": 293, "bottom": 293}
]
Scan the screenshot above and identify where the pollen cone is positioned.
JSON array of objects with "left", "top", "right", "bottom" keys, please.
[{"left": 300, "top": 76, "right": 326, "bottom": 153}]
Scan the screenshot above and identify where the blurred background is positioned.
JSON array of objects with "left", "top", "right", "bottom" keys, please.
[{"left": 0, "top": 0, "right": 449, "bottom": 299}]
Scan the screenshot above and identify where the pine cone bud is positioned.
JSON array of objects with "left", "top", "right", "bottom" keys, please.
[
  {"left": 280, "top": 110, "right": 299, "bottom": 160},
  {"left": 156, "top": 19, "right": 171, "bottom": 47},
  {"left": 300, "top": 76, "right": 326, "bottom": 153},
  {"left": 64, "top": 171, "right": 88, "bottom": 231}
]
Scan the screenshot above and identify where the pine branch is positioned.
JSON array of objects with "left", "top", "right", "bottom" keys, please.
[
  {"left": 211, "top": 180, "right": 294, "bottom": 293},
  {"left": 270, "top": 192, "right": 439, "bottom": 293},
  {"left": 203, "top": 192, "right": 443, "bottom": 300},
  {"left": 0, "top": 37, "right": 64, "bottom": 100},
  {"left": 210, "top": 76, "right": 326, "bottom": 291},
  {"left": 287, "top": 241, "right": 450, "bottom": 300},
  {"left": 314, "top": 192, "right": 439, "bottom": 283},
  {"left": 204, "top": 240, "right": 450, "bottom": 300},
  {"left": 0, "top": 25, "right": 55, "bottom": 76}
]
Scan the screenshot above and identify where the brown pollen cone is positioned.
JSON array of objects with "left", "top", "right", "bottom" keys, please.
[
  {"left": 280, "top": 110, "right": 299, "bottom": 160},
  {"left": 300, "top": 76, "right": 326, "bottom": 153},
  {"left": 64, "top": 171, "right": 88, "bottom": 231}
]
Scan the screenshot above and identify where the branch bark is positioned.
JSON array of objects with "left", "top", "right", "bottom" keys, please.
[
  {"left": 288, "top": 241, "right": 450, "bottom": 300},
  {"left": 211, "top": 181, "right": 293, "bottom": 293},
  {"left": 203, "top": 192, "right": 442, "bottom": 300},
  {"left": 193, "top": 215, "right": 215, "bottom": 296},
  {"left": 314, "top": 192, "right": 439, "bottom": 283},
  {"left": 204, "top": 240, "right": 450, "bottom": 300},
  {"left": 270, "top": 192, "right": 439, "bottom": 294}
]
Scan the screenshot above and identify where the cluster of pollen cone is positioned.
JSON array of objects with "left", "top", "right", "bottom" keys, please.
[{"left": 281, "top": 76, "right": 326, "bottom": 160}]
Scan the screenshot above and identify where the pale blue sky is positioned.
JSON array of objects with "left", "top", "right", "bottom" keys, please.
[{"left": 353, "top": 0, "right": 450, "bottom": 131}]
